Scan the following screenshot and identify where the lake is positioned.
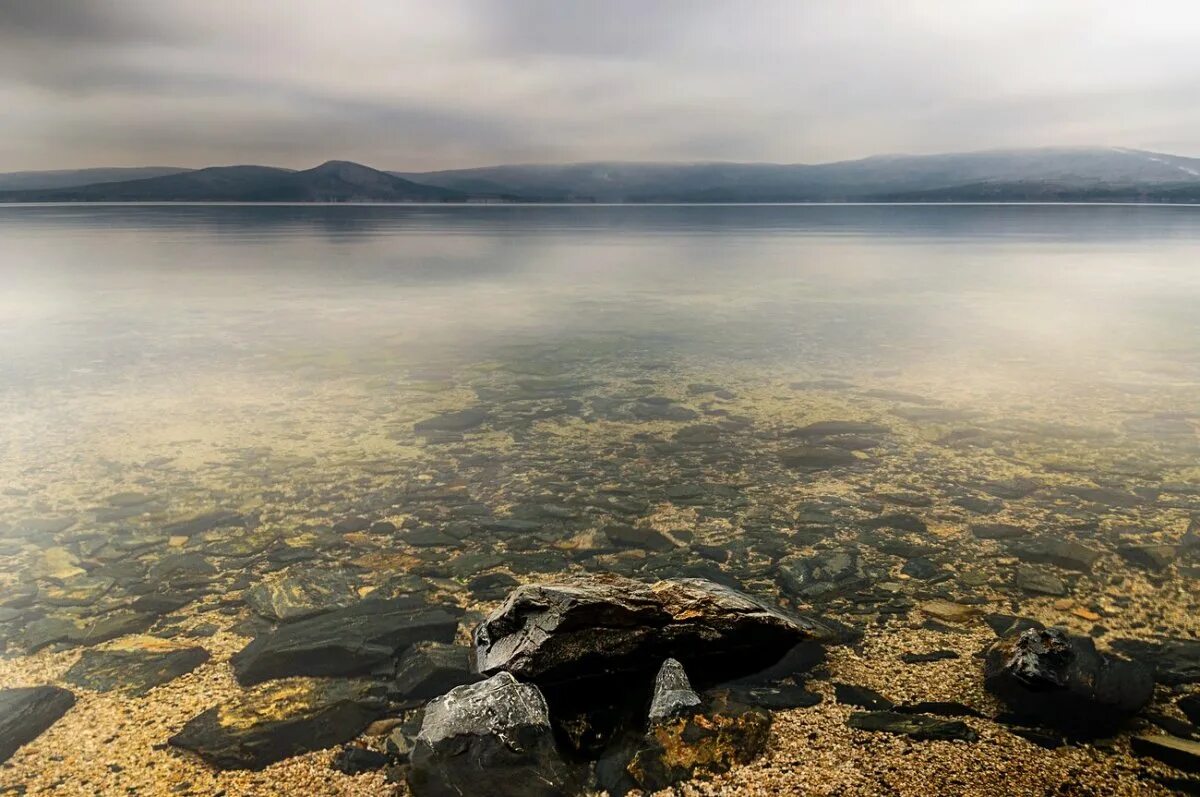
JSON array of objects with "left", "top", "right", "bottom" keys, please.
[{"left": 1, "top": 204, "right": 1198, "bottom": 795}]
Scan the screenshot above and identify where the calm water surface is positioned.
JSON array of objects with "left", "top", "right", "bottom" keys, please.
[{"left": 1, "top": 203, "right": 1198, "bottom": 658}]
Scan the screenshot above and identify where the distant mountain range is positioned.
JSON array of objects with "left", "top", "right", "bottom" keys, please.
[{"left": 3, "top": 147, "right": 1200, "bottom": 203}]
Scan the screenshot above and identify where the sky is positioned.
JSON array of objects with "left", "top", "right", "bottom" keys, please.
[{"left": 2, "top": 0, "right": 1200, "bottom": 171}]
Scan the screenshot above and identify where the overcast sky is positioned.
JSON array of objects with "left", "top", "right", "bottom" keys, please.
[{"left": 3, "top": 0, "right": 1200, "bottom": 171}]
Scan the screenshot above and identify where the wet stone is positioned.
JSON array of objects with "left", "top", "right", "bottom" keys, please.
[
  {"left": 1117, "top": 543, "right": 1177, "bottom": 572},
  {"left": 780, "top": 445, "right": 859, "bottom": 470},
  {"left": 408, "top": 672, "right": 578, "bottom": 797},
  {"left": 391, "top": 642, "right": 482, "bottom": 705},
  {"left": 1014, "top": 565, "right": 1068, "bottom": 596},
  {"left": 245, "top": 568, "right": 360, "bottom": 623},
  {"left": 834, "top": 683, "right": 895, "bottom": 711},
  {"left": 231, "top": 595, "right": 463, "bottom": 685},
  {"left": 984, "top": 627, "right": 1153, "bottom": 736},
  {"left": 1109, "top": 637, "right": 1200, "bottom": 685},
  {"left": 901, "top": 650, "right": 960, "bottom": 664},
  {"left": 1010, "top": 537, "right": 1101, "bottom": 572},
  {"left": 413, "top": 407, "right": 489, "bottom": 433},
  {"left": 1130, "top": 735, "right": 1200, "bottom": 773},
  {"left": 847, "top": 711, "right": 979, "bottom": 742},
  {"left": 0, "top": 686, "right": 76, "bottom": 763},
  {"left": 603, "top": 524, "right": 675, "bottom": 552},
  {"left": 169, "top": 678, "right": 386, "bottom": 770},
  {"left": 332, "top": 744, "right": 389, "bottom": 775},
  {"left": 648, "top": 658, "right": 702, "bottom": 721},
  {"left": 776, "top": 547, "right": 865, "bottom": 600},
  {"left": 969, "top": 522, "right": 1029, "bottom": 540},
  {"left": 673, "top": 425, "right": 721, "bottom": 444},
  {"left": 64, "top": 636, "right": 209, "bottom": 695}
]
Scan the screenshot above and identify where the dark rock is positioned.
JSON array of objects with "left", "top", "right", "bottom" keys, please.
[
  {"left": 391, "top": 642, "right": 482, "bottom": 705},
  {"left": 603, "top": 524, "right": 675, "bottom": 553},
  {"left": 863, "top": 513, "right": 927, "bottom": 534},
  {"left": 162, "top": 510, "right": 245, "bottom": 537},
  {"left": 969, "top": 523, "right": 1028, "bottom": 540},
  {"left": 407, "top": 673, "right": 577, "bottom": 797},
  {"left": 834, "top": 683, "right": 894, "bottom": 711},
  {"left": 984, "top": 627, "right": 1153, "bottom": 735},
  {"left": 245, "top": 568, "right": 359, "bottom": 622},
  {"left": 64, "top": 639, "right": 209, "bottom": 695},
  {"left": 0, "top": 686, "right": 75, "bottom": 763},
  {"left": 720, "top": 683, "right": 821, "bottom": 710},
  {"left": 1009, "top": 537, "right": 1101, "bottom": 572},
  {"left": 22, "top": 609, "right": 157, "bottom": 652},
  {"left": 1109, "top": 637, "right": 1200, "bottom": 685},
  {"left": 900, "top": 557, "right": 942, "bottom": 580},
  {"left": 170, "top": 679, "right": 386, "bottom": 770},
  {"left": 648, "top": 659, "right": 701, "bottom": 721},
  {"left": 1014, "top": 565, "right": 1068, "bottom": 596},
  {"left": 467, "top": 572, "right": 519, "bottom": 600},
  {"left": 332, "top": 745, "right": 389, "bottom": 775},
  {"left": 847, "top": 711, "right": 978, "bottom": 742},
  {"left": 332, "top": 516, "right": 371, "bottom": 533},
  {"left": 901, "top": 650, "right": 959, "bottom": 664},
  {"left": 896, "top": 701, "right": 986, "bottom": 719},
  {"left": 414, "top": 407, "right": 488, "bottom": 433},
  {"left": 1130, "top": 735, "right": 1200, "bottom": 772},
  {"left": 474, "top": 575, "right": 839, "bottom": 689},
  {"left": 726, "top": 641, "right": 829, "bottom": 685},
  {"left": 1179, "top": 694, "right": 1200, "bottom": 726},
  {"left": 983, "top": 614, "right": 1044, "bottom": 637},
  {"left": 779, "top": 445, "right": 859, "bottom": 470},
  {"left": 231, "top": 596, "right": 462, "bottom": 685},
  {"left": 403, "top": 527, "right": 461, "bottom": 547},
  {"left": 1117, "top": 544, "right": 1177, "bottom": 572}
]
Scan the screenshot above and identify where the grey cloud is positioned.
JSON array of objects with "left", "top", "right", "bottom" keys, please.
[{"left": 1, "top": 0, "right": 1198, "bottom": 170}]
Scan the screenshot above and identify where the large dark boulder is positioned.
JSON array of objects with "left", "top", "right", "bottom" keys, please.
[
  {"left": 984, "top": 627, "right": 1153, "bottom": 736},
  {"left": 0, "top": 686, "right": 75, "bottom": 763},
  {"left": 407, "top": 672, "right": 578, "bottom": 797},
  {"left": 169, "top": 678, "right": 386, "bottom": 770},
  {"left": 231, "top": 596, "right": 462, "bottom": 685},
  {"left": 474, "top": 575, "right": 839, "bottom": 689}
]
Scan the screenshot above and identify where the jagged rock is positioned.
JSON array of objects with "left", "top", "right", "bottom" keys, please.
[
  {"left": 984, "top": 627, "right": 1153, "bottom": 735},
  {"left": 407, "top": 673, "right": 577, "bottom": 797},
  {"left": 847, "top": 710, "right": 978, "bottom": 741},
  {"left": 1009, "top": 537, "right": 1101, "bottom": 572},
  {"left": 779, "top": 445, "right": 859, "bottom": 469},
  {"left": 776, "top": 547, "right": 865, "bottom": 600},
  {"left": 599, "top": 690, "right": 770, "bottom": 796},
  {"left": 1117, "top": 544, "right": 1177, "bottom": 572},
  {"left": 648, "top": 659, "right": 701, "bottom": 721},
  {"left": 232, "top": 596, "right": 462, "bottom": 685},
  {"left": 64, "top": 636, "right": 209, "bottom": 695},
  {"left": 474, "top": 575, "right": 839, "bottom": 688},
  {"left": 0, "top": 686, "right": 76, "bottom": 763},
  {"left": 1109, "top": 637, "right": 1200, "bottom": 685},
  {"left": 245, "top": 569, "right": 359, "bottom": 622},
  {"left": 391, "top": 642, "right": 482, "bottom": 705},
  {"left": 332, "top": 744, "right": 389, "bottom": 775},
  {"left": 170, "top": 678, "right": 386, "bottom": 770},
  {"left": 1130, "top": 735, "right": 1200, "bottom": 772}
]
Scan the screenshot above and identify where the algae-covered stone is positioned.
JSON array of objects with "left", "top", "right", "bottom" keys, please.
[
  {"left": 64, "top": 636, "right": 209, "bottom": 695},
  {"left": 0, "top": 686, "right": 76, "bottom": 763},
  {"left": 847, "top": 710, "right": 978, "bottom": 742},
  {"left": 169, "top": 678, "right": 386, "bottom": 770},
  {"left": 245, "top": 568, "right": 359, "bottom": 622}
]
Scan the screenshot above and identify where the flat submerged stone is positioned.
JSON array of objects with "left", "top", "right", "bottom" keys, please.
[
  {"left": 0, "top": 686, "right": 76, "bottom": 763},
  {"left": 64, "top": 636, "right": 209, "bottom": 696}
]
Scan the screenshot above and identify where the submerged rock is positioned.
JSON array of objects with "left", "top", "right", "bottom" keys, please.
[
  {"left": 779, "top": 445, "right": 859, "bottom": 470},
  {"left": 776, "top": 547, "right": 865, "bottom": 600},
  {"left": 332, "top": 744, "right": 389, "bottom": 775},
  {"left": 408, "top": 672, "right": 578, "bottom": 797},
  {"left": 1109, "top": 637, "right": 1200, "bottom": 685},
  {"left": 647, "top": 659, "right": 702, "bottom": 721},
  {"left": 414, "top": 407, "right": 489, "bottom": 433},
  {"left": 1131, "top": 734, "right": 1200, "bottom": 772},
  {"left": 474, "top": 575, "right": 838, "bottom": 688},
  {"left": 984, "top": 627, "right": 1153, "bottom": 736},
  {"left": 1117, "top": 543, "right": 1177, "bottom": 572},
  {"left": 64, "top": 636, "right": 209, "bottom": 695},
  {"left": 231, "top": 596, "right": 462, "bottom": 685},
  {"left": 847, "top": 710, "right": 978, "bottom": 742},
  {"left": 391, "top": 642, "right": 482, "bottom": 705},
  {"left": 1009, "top": 537, "right": 1101, "bottom": 572},
  {"left": 170, "top": 678, "right": 386, "bottom": 770},
  {"left": 0, "top": 686, "right": 76, "bottom": 763},
  {"left": 245, "top": 569, "right": 360, "bottom": 622}
]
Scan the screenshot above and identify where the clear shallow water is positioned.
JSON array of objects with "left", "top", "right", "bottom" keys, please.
[{"left": 1, "top": 204, "right": 1199, "bottom": 791}]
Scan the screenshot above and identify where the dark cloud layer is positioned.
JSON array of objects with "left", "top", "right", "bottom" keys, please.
[{"left": 1, "top": 0, "right": 1198, "bottom": 170}]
